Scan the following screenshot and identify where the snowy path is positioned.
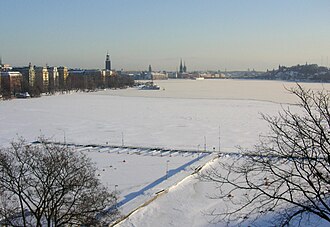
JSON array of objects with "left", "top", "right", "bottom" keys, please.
[{"left": 115, "top": 153, "right": 209, "bottom": 209}]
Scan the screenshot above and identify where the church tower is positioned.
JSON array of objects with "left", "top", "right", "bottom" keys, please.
[
  {"left": 179, "top": 59, "right": 183, "bottom": 73},
  {"left": 105, "top": 52, "right": 111, "bottom": 71},
  {"left": 183, "top": 61, "right": 187, "bottom": 73}
]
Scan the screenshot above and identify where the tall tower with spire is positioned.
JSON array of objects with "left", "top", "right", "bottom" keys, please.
[
  {"left": 105, "top": 52, "right": 111, "bottom": 71},
  {"left": 179, "top": 59, "right": 183, "bottom": 73}
]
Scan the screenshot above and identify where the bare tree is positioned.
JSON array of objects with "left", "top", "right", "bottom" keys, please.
[
  {"left": 0, "top": 138, "right": 118, "bottom": 226},
  {"left": 200, "top": 85, "right": 330, "bottom": 226}
]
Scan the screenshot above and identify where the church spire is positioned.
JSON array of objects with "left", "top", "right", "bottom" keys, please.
[
  {"left": 179, "top": 58, "right": 183, "bottom": 73},
  {"left": 183, "top": 61, "right": 187, "bottom": 73}
]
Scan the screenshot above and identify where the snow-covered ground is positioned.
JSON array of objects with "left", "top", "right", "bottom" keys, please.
[
  {"left": 1, "top": 79, "right": 329, "bottom": 226},
  {"left": 75, "top": 145, "right": 213, "bottom": 215}
]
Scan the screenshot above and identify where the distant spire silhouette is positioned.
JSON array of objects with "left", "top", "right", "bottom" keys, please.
[
  {"left": 179, "top": 58, "right": 183, "bottom": 73},
  {"left": 105, "top": 52, "right": 111, "bottom": 70}
]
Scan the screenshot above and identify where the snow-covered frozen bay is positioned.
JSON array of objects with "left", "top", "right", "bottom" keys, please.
[{"left": 0, "top": 80, "right": 287, "bottom": 150}]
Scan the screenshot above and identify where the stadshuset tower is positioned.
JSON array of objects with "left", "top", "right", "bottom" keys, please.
[{"left": 105, "top": 53, "right": 111, "bottom": 71}]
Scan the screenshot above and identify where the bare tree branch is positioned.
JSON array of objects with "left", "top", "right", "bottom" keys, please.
[
  {"left": 0, "top": 138, "right": 118, "bottom": 226},
  {"left": 200, "top": 85, "right": 330, "bottom": 226}
]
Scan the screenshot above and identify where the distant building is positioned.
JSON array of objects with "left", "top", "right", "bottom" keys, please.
[
  {"left": 145, "top": 64, "right": 168, "bottom": 80},
  {"left": 151, "top": 72, "right": 168, "bottom": 80},
  {"left": 48, "top": 66, "right": 59, "bottom": 92},
  {"left": 13, "top": 63, "right": 36, "bottom": 90},
  {"left": 1, "top": 64, "right": 12, "bottom": 72},
  {"left": 58, "top": 66, "right": 68, "bottom": 89},
  {"left": 28, "top": 63, "right": 36, "bottom": 88},
  {"left": 167, "top": 72, "right": 177, "bottom": 79},
  {"left": 200, "top": 72, "right": 226, "bottom": 79},
  {"left": 102, "top": 69, "right": 115, "bottom": 77},
  {"left": 35, "top": 66, "right": 49, "bottom": 93},
  {"left": 0, "top": 71, "right": 23, "bottom": 96},
  {"left": 105, "top": 52, "right": 111, "bottom": 71}
]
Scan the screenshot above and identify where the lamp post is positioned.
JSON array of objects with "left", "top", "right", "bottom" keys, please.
[
  {"left": 114, "top": 184, "right": 119, "bottom": 208},
  {"left": 218, "top": 125, "right": 221, "bottom": 153}
]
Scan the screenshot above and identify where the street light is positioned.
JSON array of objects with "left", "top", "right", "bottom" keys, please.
[{"left": 114, "top": 184, "right": 119, "bottom": 208}]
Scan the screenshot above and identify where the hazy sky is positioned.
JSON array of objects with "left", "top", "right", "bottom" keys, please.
[{"left": 1, "top": 0, "right": 330, "bottom": 71}]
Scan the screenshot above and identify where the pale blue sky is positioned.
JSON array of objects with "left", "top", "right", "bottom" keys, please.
[{"left": 1, "top": 0, "right": 330, "bottom": 71}]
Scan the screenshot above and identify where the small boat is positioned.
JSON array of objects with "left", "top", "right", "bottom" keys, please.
[
  {"left": 194, "top": 77, "right": 204, "bottom": 80},
  {"left": 15, "top": 92, "right": 31, "bottom": 98},
  {"left": 139, "top": 82, "right": 160, "bottom": 90}
]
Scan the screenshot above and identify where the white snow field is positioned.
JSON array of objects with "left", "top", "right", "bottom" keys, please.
[{"left": 1, "top": 79, "right": 330, "bottom": 226}]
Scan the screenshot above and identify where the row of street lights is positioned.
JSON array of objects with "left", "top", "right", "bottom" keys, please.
[{"left": 197, "top": 126, "right": 221, "bottom": 153}]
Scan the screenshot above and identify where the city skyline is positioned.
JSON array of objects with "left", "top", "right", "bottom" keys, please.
[{"left": 1, "top": 0, "right": 330, "bottom": 71}]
